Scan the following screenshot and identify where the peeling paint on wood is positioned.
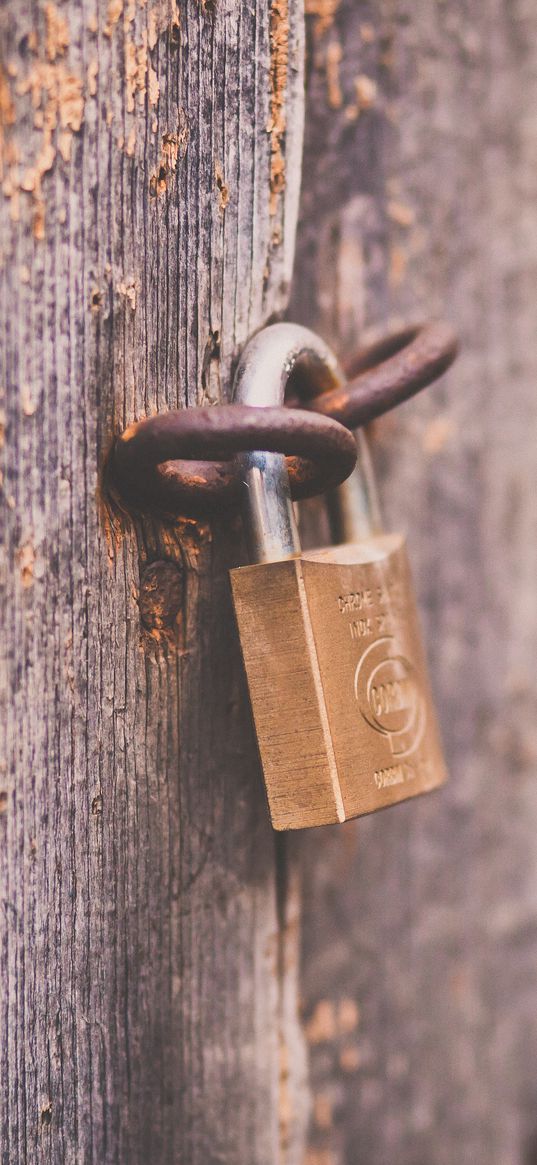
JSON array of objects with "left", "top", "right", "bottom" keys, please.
[
  {"left": 269, "top": 0, "right": 290, "bottom": 217},
  {"left": 0, "top": 0, "right": 307, "bottom": 1162}
]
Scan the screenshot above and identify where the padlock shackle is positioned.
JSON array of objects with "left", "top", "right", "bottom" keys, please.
[
  {"left": 233, "top": 324, "right": 338, "bottom": 562},
  {"left": 326, "top": 430, "right": 383, "bottom": 545},
  {"left": 233, "top": 323, "right": 381, "bottom": 562}
]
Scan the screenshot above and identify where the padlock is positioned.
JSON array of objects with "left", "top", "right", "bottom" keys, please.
[{"left": 230, "top": 323, "right": 447, "bottom": 831}]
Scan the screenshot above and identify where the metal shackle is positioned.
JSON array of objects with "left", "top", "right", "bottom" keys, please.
[{"left": 233, "top": 323, "right": 380, "bottom": 562}]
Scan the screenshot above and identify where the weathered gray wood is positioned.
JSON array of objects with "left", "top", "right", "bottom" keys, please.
[
  {"left": 292, "top": 2, "right": 537, "bottom": 1162},
  {"left": 0, "top": 1, "right": 308, "bottom": 1162},
  {"left": 6, "top": 1, "right": 537, "bottom": 1163}
]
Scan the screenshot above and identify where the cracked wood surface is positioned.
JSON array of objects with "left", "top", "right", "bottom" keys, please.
[
  {"left": 0, "top": 1, "right": 307, "bottom": 1162},
  {"left": 5, "top": 2, "right": 537, "bottom": 1164}
]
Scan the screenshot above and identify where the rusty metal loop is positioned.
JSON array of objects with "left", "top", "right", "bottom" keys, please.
[
  {"left": 108, "top": 319, "right": 458, "bottom": 517},
  {"left": 110, "top": 404, "right": 358, "bottom": 516},
  {"left": 287, "top": 320, "right": 458, "bottom": 428}
]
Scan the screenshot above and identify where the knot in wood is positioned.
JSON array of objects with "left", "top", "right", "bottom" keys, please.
[{"left": 139, "top": 561, "right": 184, "bottom": 631}]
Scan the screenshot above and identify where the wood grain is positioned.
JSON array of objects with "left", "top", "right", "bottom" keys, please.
[
  {"left": 0, "top": 1, "right": 307, "bottom": 1161},
  {"left": 6, "top": 2, "right": 537, "bottom": 1163},
  {"left": 292, "top": 2, "right": 537, "bottom": 1162}
]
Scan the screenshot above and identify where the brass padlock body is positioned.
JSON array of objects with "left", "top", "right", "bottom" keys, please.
[{"left": 231, "top": 532, "right": 446, "bottom": 831}]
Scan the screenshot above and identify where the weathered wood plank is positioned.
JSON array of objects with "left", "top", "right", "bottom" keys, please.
[
  {"left": 0, "top": 1, "right": 307, "bottom": 1161},
  {"left": 292, "top": 2, "right": 537, "bottom": 1162}
]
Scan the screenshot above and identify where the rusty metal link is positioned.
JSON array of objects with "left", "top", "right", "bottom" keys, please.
[
  {"left": 286, "top": 320, "right": 458, "bottom": 427},
  {"left": 110, "top": 404, "right": 358, "bottom": 516},
  {"left": 109, "top": 319, "right": 458, "bottom": 517}
]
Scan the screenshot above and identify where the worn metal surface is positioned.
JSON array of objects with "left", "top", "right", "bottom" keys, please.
[
  {"left": 111, "top": 320, "right": 457, "bottom": 516},
  {"left": 231, "top": 533, "right": 447, "bottom": 830},
  {"left": 292, "top": 319, "right": 458, "bottom": 427},
  {"left": 110, "top": 403, "right": 357, "bottom": 515},
  {"left": 291, "top": 2, "right": 537, "bottom": 1164}
]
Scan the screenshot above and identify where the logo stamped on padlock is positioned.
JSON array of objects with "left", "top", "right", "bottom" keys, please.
[{"left": 354, "top": 636, "right": 426, "bottom": 759}]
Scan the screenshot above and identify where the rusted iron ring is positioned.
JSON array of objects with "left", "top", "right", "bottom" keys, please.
[
  {"left": 287, "top": 320, "right": 458, "bottom": 427},
  {"left": 110, "top": 404, "right": 358, "bottom": 515},
  {"left": 109, "top": 319, "right": 457, "bottom": 516}
]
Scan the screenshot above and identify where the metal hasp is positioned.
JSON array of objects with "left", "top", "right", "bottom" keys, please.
[
  {"left": 230, "top": 323, "right": 448, "bottom": 831},
  {"left": 110, "top": 320, "right": 457, "bottom": 518}
]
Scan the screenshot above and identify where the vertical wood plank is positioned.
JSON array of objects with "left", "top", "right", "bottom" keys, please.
[
  {"left": 0, "top": 1, "right": 308, "bottom": 1161},
  {"left": 292, "top": 2, "right": 537, "bottom": 1163}
]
